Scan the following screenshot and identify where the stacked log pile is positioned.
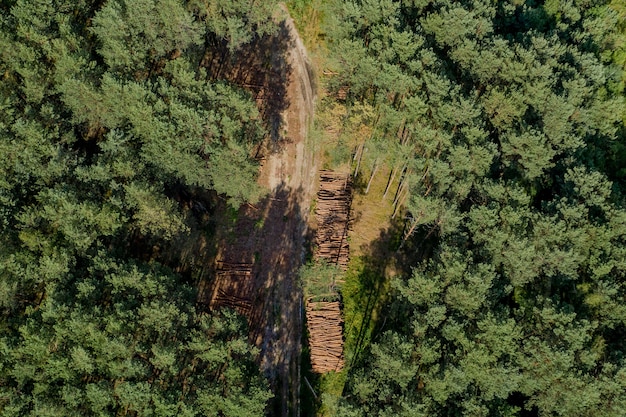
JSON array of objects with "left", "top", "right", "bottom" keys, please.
[
  {"left": 211, "top": 261, "right": 254, "bottom": 317},
  {"left": 307, "top": 170, "right": 352, "bottom": 373},
  {"left": 306, "top": 301, "right": 345, "bottom": 372},
  {"left": 315, "top": 170, "right": 352, "bottom": 270}
]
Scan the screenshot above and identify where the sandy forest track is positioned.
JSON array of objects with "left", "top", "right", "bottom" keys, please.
[{"left": 202, "top": 5, "right": 317, "bottom": 416}]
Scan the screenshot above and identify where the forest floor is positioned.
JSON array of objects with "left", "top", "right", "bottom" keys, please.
[{"left": 200, "top": 5, "right": 318, "bottom": 417}]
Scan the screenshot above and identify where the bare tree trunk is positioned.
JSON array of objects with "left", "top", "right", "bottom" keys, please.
[
  {"left": 404, "top": 215, "right": 421, "bottom": 241},
  {"left": 392, "top": 181, "right": 403, "bottom": 208},
  {"left": 391, "top": 170, "right": 409, "bottom": 219},
  {"left": 383, "top": 162, "right": 404, "bottom": 200},
  {"left": 392, "top": 185, "right": 409, "bottom": 219},
  {"left": 420, "top": 164, "right": 431, "bottom": 182},
  {"left": 353, "top": 143, "right": 364, "bottom": 178},
  {"left": 392, "top": 166, "right": 408, "bottom": 206},
  {"left": 393, "top": 167, "right": 412, "bottom": 207},
  {"left": 397, "top": 212, "right": 424, "bottom": 251},
  {"left": 423, "top": 183, "right": 433, "bottom": 197},
  {"left": 402, "top": 123, "right": 413, "bottom": 146},
  {"left": 397, "top": 118, "right": 406, "bottom": 142},
  {"left": 400, "top": 119, "right": 414, "bottom": 146},
  {"left": 353, "top": 142, "right": 362, "bottom": 161},
  {"left": 392, "top": 183, "right": 406, "bottom": 211},
  {"left": 304, "top": 377, "right": 318, "bottom": 400},
  {"left": 352, "top": 106, "right": 383, "bottom": 177},
  {"left": 365, "top": 160, "right": 379, "bottom": 194},
  {"left": 422, "top": 221, "right": 441, "bottom": 242}
]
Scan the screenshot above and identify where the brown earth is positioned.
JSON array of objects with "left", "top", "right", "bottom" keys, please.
[{"left": 200, "top": 5, "right": 318, "bottom": 417}]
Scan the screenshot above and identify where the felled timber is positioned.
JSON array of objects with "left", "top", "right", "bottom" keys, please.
[
  {"left": 307, "top": 170, "right": 352, "bottom": 373},
  {"left": 314, "top": 170, "right": 352, "bottom": 270},
  {"left": 306, "top": 300, "right": 345, "bottom": 373},
  {"left": 211, "top": 261, "right": 254, "bottom": 317}
]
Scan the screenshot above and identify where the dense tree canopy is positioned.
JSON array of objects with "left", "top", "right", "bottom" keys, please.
[
  {"left": 0, "top": 260, "right": 271, "bottom": 416},
  {"left": 322, "top": 0, "right": 626, "bottom": 415},
  {"left": 0, "top": 0, "right": 278, "bottom": 415},
  {"left": 3, "top": 0, "right": 626, "bottom": 415}
]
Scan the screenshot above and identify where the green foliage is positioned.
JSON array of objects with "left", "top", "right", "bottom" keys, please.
[
  {"left": 300, "top": 261, "right": 343, "bottom": 302},
  {"left": 319, "top": 0, "right": 626, "bottom": 415},
  {"left": 0, "top": 258, "right": 272, "bottom": 416},
  {"left": 188, "top": 0, "right": 277, "bottom": 50},
  {"left": 91, "top": 0, "right": 203, "bottom": 75},
  {"left": 0, "top": 0, "right": 279, "bottom": 415}
]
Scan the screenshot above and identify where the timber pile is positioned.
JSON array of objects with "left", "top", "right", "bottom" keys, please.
[
  {"left": 306, "top": 170, "right": 352, "bottom": 373},
  {"left": 315, "top": 170, "right": 352, "bottom": 270},
  {"left": 306, "top": 301, "right": 345, "bottom": 373},
  {"left": 211, "top": 261, "right": 254, "bottom": 316}
]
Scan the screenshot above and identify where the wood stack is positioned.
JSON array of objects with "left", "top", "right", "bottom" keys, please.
[
  {"left": 306, "top": 170, "right": 352, "bottom": 373},
  {"left": 306, "top": 301, "right": 345, "bottom": 373},
  {"left": 315, "top": 170, "right": 352, "bottom": 270},
  {"left": 211, "top": 261, "right": 254, "bottom": 316}
]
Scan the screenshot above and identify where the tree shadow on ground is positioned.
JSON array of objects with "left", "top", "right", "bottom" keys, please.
[
  {"left": 120, "top": 184, "right": 221, "bottom": 288},
  {"left": 342, "top": 218, "right": 404, "bottom": 368},
  {"left": 182, "top": 14, "right": 314, "bottom": 416},
  {"left": 188, "top": 181, "right": 310, "bottom": 417},
  {"left": 202, "top": 20, "right": 295, "bottom": 147}
]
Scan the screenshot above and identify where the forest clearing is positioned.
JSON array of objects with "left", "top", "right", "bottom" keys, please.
[{"left": 200, "top": 5, "right": 318, "bottom": 416}]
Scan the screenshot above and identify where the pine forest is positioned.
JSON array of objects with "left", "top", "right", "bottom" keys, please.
[{"left": 1, "top": 1, "right": 626, "bottom": 416}]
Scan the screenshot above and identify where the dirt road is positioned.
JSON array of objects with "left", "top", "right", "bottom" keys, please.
[
  {"left": 205, "top": 5, "right": 317, "bottom": 416},
  {"left": 256, "top": 6, "right": 317, "bottom": 416}
]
